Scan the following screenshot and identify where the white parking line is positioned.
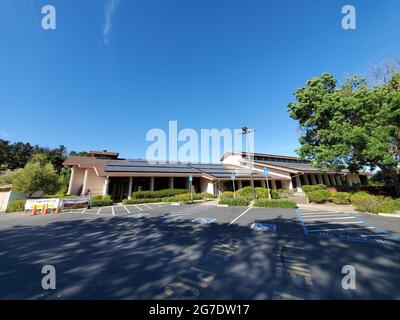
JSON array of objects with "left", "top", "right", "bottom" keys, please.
[
  {"left": 134, "top": 205, "right": 143, "bottom": 211},
  {"left": 97, "top": 207, "right": 102, "bottom": 214},
  {"left": 81, "top": 208, "right": 87, "bottom": 214},
  {"left": 229, "top": 207, "right": 252, "bottom": 225},
  {"left": 301, "top": 213, "right": 349, "bottom": 217},
  {"left": 143, "top": 204, "right": 152, "bottom": 209},
  {"left": 111, "top": 206, "right": 115, "bottom": 216},
  {"left": 306, "top": 221, "right": 363, "bottom": 226},
  {"left": 302, "top": 216, "right": 355, "bottom": 221},
  {"left": 123, "top": 206, "right": 130, "bottom": 213},
  {"left": 309, "top": 226, "right": 375, "bottom": 232}
]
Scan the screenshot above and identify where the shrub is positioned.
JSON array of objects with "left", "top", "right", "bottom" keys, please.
[
  {"left": 271, "top": 189, "right": 279, "bottom": 199},
  {"left": 131, "top": 189, "right": 189, "bottom": 199},
  {"left": 350, "top": 192, "right": 399, "bottom": 213},
  {"left": 307, "top": 190, "right": 332, "bottom": 203},
  {"left": 302, "top": 184, "right": 327, "bottom": 194},
  {"left": 277, "top": 189, "right": 295, "bottom": 198},
  {"left": 91, "top": 195, "right": 113, "bottom": 207},
  {"left": 6, "top": 199, "right": 26, "bottom": 213},
  {"left": 254, "top": 199, "right": 297, "bottom": 209},
  {"left": 199, "top": 192, "right": 217, "bottom": 199},
  {"left": 122, "top": 198, "right": 162, "bottom": 205},
  {"left": 174, "top": 193, "right": 203, "bottom": 203},
  {"left": 331, "top": 192, "right": 350, "bottom": 204},
  {"left": 220, "top": 191, "right": 235, "bottom": 199},
  {"left": 236, "top": 187, "right": 272, "bottom": 199},
  {"left": 218, "top": 197, "right": 250, "bottom": 207}
]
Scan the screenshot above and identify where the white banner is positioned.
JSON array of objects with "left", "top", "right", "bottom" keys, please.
[{"left": 24, "top": 197, "right": 91, "bottom": 211}]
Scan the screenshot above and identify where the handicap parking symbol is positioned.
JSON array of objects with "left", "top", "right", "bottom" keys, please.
[
  {"left": 192, "top": 217, "right": 216, "bottom": 225},
  {"left": 250, "top": 223, "right": 276, "bottom": 232}
]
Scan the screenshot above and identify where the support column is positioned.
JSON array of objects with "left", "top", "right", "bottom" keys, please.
[
  {"left": 185, "top": 177, "right": 190, "bottom": 190},
  {"left": 67, "top": 167, "right": 76, "bottom": 194},
  {"left": 81, "top": 169, "right": 89, "bottom": 195},
  {"left": 317, "top": 174, "right": 324, "bottom": 184},
  {"left": 271, "top": 180, "right": 277, "bottom": 190},
  {"left": 103, "top": 176, "right": 110, "bottom": 196},
  {"left": 354, "top": 174, "right": 361, "bottom": 185},
  {"left": 303, "top": 174, "right": 310, "bottom": 185},
  {"left": 128, "top": 177, "right": 133, "bottom": 199},
  {"left": 323, "top": 174, "right": 331, "bottom": 186},
  {"left": 295, "top": 175, "right": 302, "bottom": 192},
  {"left": 169, "top": 177, "right": 174, "bottom": 189},
  {"left": 238, "top": 180, "right": 243, "bottom": 189},
  {"left": 150, "top": 177, "right": 155, "bottom": 191},
  {"left": 330, "top": 174, "right": 337, "bottom": 186},
  {"left": 261, "top": 180, "right": 266, "bottom": 188},
  {"left": 336, "top": 175, "right": 342, "bottom": 186},
  {"left": 310, "top": 174, "right": 317, "bottom": 185},
  {"left": 289, "top": 179, "right": 294, "bottom": 190},
  {"left": 346, "top": 174, "right": 353, "bottom": 186}
]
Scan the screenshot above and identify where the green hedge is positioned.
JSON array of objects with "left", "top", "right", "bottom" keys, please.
[
  {"left": 6, "top": 199, "right": 26, "bottom": 213},
  {"left": 131, "top": 189, "right": 189, "bottom": 199},
  {"left": 307, "top": 190, "right": 332, "bottom": 203},
  {"left": 220, "top": 191, "right": 235, "bottom": 199},
  {"left": 331, "top": 192, "right": 350, "bottom": 204},
  {"left": 122, "top": 198, "right": 163, "bottom": 205},
  {"left": 236, "top": 187, "right": 272, "bottom": 199},
  {"left": 350, "top": 192, "right": 400, "bottom": 213},
  {"left": 276, "top": 189, "right": 295, "bottom": 199},
  {"left": 91, "top": 195, "right": 113, "bottom": 207},
  {"left": 218, "top": 197, "right": 250, "bottom": 207},
  {"left": 302, "top": 184, "right": 327, "bottom": 194},
  {"left": 254, "top": 198, "right": 297, "bottom": 209}
]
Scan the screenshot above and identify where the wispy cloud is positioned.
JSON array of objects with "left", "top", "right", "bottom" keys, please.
[
  {"left": 0, "top": 131, "right": 10, "bottom": 139},
  {"left": 103, "top": 0, "right": 120, "bottom": 45}
]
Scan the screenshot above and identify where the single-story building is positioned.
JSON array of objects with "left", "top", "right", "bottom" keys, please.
[{"left": 63, "top": 150, "right": 371, "bottom": 202}]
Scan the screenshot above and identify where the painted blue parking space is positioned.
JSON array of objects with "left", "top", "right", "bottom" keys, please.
[
  {"left": 296, "top": 209, "right": 400, "bottom": 247},
  {"left": 250, "top": 223, "right": 276, "bottom": 232}
]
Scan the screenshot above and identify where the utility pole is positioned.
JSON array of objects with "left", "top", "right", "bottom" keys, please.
[{"left": 241, "top": 127, "right": 256, "bottom": 200}]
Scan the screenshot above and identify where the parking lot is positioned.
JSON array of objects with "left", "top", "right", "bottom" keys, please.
[{"left": 0, "top": 203, "right": 400, "bottom": 299}]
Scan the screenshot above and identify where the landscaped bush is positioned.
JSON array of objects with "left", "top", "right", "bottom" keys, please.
[
  {"left": 6, "top": 199, "right": 26, "bottom": 213},
  {"left": 218, "top": 197, "right": 250, "bottom": 207},
  {"left": 350, "top": 192, "right": 399, "bottom": 213},
  {"left": 271, "top": 189, "right": 279, "bottom": 199},
  {"left": 122, "top": 198, "right": 162, "bottom": 205},
  {"left": 199, "top": 192, "right": 217, "bottom": 199},
  {"left": 131, "top": 189, "right": 189, "bottom": 199},
  {"left": 174, "top": 193, "right": 203, "bottom": 203},
  {"left": 307, "top": 190, "right": 332, "bottom": 203},
  {"left": 331, "top": 192, "right": 350, "bottom": 204},
  {"left": 91, "top": 195, "right": 113, "bottom": 207},
  {"left": 302, "top": 184, "right": 327, "bottom": 194},
  {"left": 277, "top": 189, "right": 295, "bottom": 198},
  {"left": 236, "top": 187, "right": 272, "bottom": 199},
  {"left": 254, "top": 198, "right": 297, "bottom": 209},
  {"left": 220, "top": 191, "right": 235, "bottom": 199}
]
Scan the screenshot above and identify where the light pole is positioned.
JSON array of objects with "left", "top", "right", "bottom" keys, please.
[{"left": 241, "top": 127, "right": 256, "bottom": 200}]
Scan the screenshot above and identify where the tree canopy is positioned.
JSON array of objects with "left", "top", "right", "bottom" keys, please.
[{"left": 288, "top": 71, "right": 400, "bottom": 196}]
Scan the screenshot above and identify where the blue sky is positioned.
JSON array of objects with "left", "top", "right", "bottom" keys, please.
[{"left": 1, "top": 0, "right": 399, "bottom": 159}]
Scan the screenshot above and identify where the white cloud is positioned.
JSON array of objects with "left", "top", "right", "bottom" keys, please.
[
  {"left": 0, "top": 131, "right": 10, "bottom": 139},
  {"left": 103, "top": 0, "right": 120, "bottom": 45}
]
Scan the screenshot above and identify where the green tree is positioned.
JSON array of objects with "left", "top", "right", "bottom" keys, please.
[
  {"left": 0, "top": 139, "right": 10, "bottom": 167},
  {"left": 288, "top": 72, "right": 400, "bottom": 197},
  {"left": 12, "top": 159, "right": 61, "bottom": 196}
]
